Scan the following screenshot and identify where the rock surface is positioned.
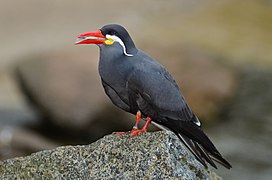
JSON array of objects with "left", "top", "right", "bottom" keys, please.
[{"left": 0, "top": 131, "right": 221, "bottom": 179}]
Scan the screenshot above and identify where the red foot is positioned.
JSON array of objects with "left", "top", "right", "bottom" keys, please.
[
  {"left": 115, "top": 114, "right": 152, "bottom": 137},
  {"left": 130, "top": 117, "right": 151, "bottom": 137},
  {"left": 116, "top": 127, "right": 139, "bottom": 135},
  {"left": 130, "top": 128, "right": 147, "bottom": 136},
  {"left": 115, "top": 131, "right": 128, "bottom": 135}
]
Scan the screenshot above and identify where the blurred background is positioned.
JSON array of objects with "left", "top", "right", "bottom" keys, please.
[{"left": 0, "top": 0, "right": 271, "bottom": 179}]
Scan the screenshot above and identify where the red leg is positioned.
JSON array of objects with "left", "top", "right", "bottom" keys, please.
[
  {"left": 115, "top": 111, "right": 142, "bottom": 134},
  {"left": 130, "top": 117, "right": 152, "bottom": 136},
  {"left": 131, "top": 111, "right": 142, "bottom": 133}
]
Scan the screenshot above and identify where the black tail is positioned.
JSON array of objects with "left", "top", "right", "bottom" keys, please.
[{"left": 166, "top": 120, "right": 232, "bottom": 169}]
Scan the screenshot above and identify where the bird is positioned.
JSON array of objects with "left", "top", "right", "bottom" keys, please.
[{"left": 75, "top": 24, "right": 232, "bottom": 169}]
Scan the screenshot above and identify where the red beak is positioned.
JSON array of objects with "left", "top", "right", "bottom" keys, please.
[{"left": 75, "top": 30, "right": 106, "bottom": 45}]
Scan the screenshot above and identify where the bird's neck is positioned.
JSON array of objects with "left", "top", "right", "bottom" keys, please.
[{"left": 124, "top": 38, "right": 137, "bottom": 55}]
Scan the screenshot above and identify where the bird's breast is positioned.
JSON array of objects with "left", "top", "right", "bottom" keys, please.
[{"left": 98, "top": 55, "right": 134, "bottom": 104}]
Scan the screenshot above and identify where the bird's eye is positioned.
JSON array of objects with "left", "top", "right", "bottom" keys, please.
[{"left": 110, "top": 31, "right": 117, "bottom": 35}]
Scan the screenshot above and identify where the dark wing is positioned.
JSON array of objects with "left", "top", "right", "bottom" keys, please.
[
  {"left": 127, "top": 65, "right": 231, "bottom": 169},
  {"left": 101, "top": 79, "right": 130, "bottom": 112},
  {"left": 127, "top": 65, "right": 194, "bottom": 123}
]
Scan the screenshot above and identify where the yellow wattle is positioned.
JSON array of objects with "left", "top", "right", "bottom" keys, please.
[{"left": 105, "top": 38, "right": 114, "bottom": 45}]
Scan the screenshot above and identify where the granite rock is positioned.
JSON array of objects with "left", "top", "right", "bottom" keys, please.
[{"left": 0, "top": 131, "right": 221, "bottom": 179}]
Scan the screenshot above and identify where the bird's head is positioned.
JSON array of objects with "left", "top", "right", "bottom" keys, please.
[{"left": 75, "top": 24, "right": 137, "bottom": 56}]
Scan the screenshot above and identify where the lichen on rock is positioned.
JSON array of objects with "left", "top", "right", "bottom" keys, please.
[{"left": 0, "top": 131, "right": 221, "bottom": 179}]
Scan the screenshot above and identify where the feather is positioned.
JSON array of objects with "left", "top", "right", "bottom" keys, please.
[{"left": 166, "top": 121, "right": 232, "bottom": 169}]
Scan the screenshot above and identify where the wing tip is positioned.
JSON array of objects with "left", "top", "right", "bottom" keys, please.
[
  {"left": 210, "top": 154, "right": 232, "bottom": 169},
  {"left": 175, "top": 132, "right": 232, "bottom": 169}
]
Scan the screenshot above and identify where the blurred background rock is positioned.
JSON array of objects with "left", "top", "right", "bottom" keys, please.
[{"left": 0, "top": 0, "right": 271, "bottom": 179}]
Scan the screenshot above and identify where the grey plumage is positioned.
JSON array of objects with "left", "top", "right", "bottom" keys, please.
[{"left": 80, "top": 24, "right": 232, "bottom": 169}]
